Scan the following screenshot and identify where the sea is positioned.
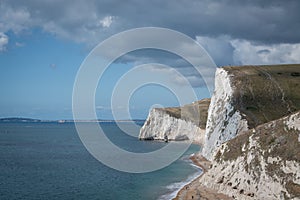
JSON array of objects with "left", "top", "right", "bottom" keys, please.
[{"left": 0, "top": 121, "right": 202, "bottom": 200}]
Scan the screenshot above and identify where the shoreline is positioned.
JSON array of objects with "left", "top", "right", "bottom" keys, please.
[
  {"left": 157, "top": 144, "right": 203, "bottom": 200},
  {"left": 158, "top": 161, "right": 202, "bottom": 200},
  {"left": 173, "top": 153, "right": 233, "bottom": 200}
]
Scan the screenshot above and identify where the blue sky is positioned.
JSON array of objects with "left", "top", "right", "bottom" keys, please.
[
  {"left": 0, "top": 29, "right": 85, "bottom": 119},
  {"left": 1, "top": 1, "right": 300, "bottom": 120},
  {"left": 0, "top": 29, "right": 210, "bottom": 119}
]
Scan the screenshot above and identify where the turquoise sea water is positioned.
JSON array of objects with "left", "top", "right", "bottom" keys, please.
[{"left": 0, "top": 122, "right": 201, "bottom": 200}]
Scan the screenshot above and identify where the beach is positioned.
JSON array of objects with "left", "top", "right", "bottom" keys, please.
[{"left": 174, "top": 153, "right": 233, "bottom": 200}]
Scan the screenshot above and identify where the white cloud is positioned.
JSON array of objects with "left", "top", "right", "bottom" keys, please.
[
  {"left": 0, "top": 32, "right": 8, "bottom": 51},
  {"left": 197, "top": 35, "right": 300, "bottom": 66},
  {"left": 99, "top": 16, "right": 114, "bottom": 28},
  {"left": 49, "top": 63, "right": 57, "bottom": 69},
  {"left": 15, "top": 42, "right": 25, "bottom": 47},
  {"left": 0, "top": 4, "right": 31, "bottom": 33},
  {"left": 231, "top": 39, "right": 300, "bottom": 65},
  {"left": 0, "top": 1, "right": 117, "bottom": 46}
]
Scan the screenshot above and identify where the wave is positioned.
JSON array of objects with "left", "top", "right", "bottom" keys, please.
[{"left": 158, "top": 156, "right": 202, "bottom": 200}]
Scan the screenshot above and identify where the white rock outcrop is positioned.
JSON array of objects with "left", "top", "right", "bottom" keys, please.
[
  {"left": 202, "top": 68, "right": 248, "bottom": 160},
  {"left": 201, "top": 155, "right": 291, "bottom": 200},
  {"left": 200, "top": 111, "right": 300, "bottom": 200},
  {"left": 139, "top": 108, "right": 205, "bottom": 144},
  {"left": 285, "top": 112, "right": 300, "bottom": 131},
  {"left": 285, "top": 112, "right": 300, "bottom": 142}
]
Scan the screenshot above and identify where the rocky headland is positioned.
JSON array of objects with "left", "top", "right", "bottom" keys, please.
[
  {"left": 140, "top": 64, "right": 300, "bottom": 200},
  {"left": 139, "top": 98, "right": 210, "bottom": 144}
]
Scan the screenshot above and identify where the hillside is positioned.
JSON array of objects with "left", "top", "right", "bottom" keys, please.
[
  {"left": 225, "top": 64, "right": 300, "bottom": 127},
  {"left": 203, "top": 64, "right": 300, "bottom": 160}
]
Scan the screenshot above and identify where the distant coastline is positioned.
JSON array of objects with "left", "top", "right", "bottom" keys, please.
[
  {"left": 0, "top": 117, "right": 42, "bottom": 122},
  {"left": 0, "top": 117, "right": 145, "bottom": 123}
]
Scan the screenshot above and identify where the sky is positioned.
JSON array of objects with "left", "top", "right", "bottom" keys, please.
[{"left": 1, "top": 0, "right": 300, "bottom": 120}]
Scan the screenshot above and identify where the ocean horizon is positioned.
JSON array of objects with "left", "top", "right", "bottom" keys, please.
[{"left": 0, "top": 121, "right": 201, "bottom": 200}]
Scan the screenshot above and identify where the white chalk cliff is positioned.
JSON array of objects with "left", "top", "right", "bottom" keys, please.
[
  {"left": 202, "top": 68, "right": 248, "bottom": 160},
  {"left": 139, "top": 108, "right": 204, "bottom": 143},
  {"left": 139, "top": 99, "right": 210, "bottom": 144}
]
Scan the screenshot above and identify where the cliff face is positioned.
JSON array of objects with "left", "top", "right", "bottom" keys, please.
[
  {"left": 139, "top": 99, "right": 210, "bottom": 144},
  {"left": 203, "top": 65, "right": 300, "bottom": 160},
  {"left": 200, "top": 111, "right": 300, "bottom": 200},
  {"left": 202, "top": 68, "right": 248, "bottom": 160},
  {"left": 139, "top": 64, "right": 300, "bottom": 199}
]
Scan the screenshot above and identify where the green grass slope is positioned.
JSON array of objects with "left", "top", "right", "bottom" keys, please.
[{"left": 224, "top": 64, "right": 300, "bottom": 129}]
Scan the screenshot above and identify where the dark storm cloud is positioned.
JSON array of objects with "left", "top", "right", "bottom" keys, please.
[
  {"left": 1, "top": 0, "right": 300, "bottom": 44},
  {"left": 1, "top": 0, "right": 300, "bottom": 86}
]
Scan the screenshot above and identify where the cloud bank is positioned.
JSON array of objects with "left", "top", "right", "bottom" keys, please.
[{"left": 1, "top": 0, "right": 300, "bottom": 86}]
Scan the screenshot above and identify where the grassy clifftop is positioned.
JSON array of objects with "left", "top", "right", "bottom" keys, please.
[
  {"left": 156, "top": 98, "right": 210, "bottom": 129},
  {"left": 224, "top": 64, "right": 300, "bottom": 129}
]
